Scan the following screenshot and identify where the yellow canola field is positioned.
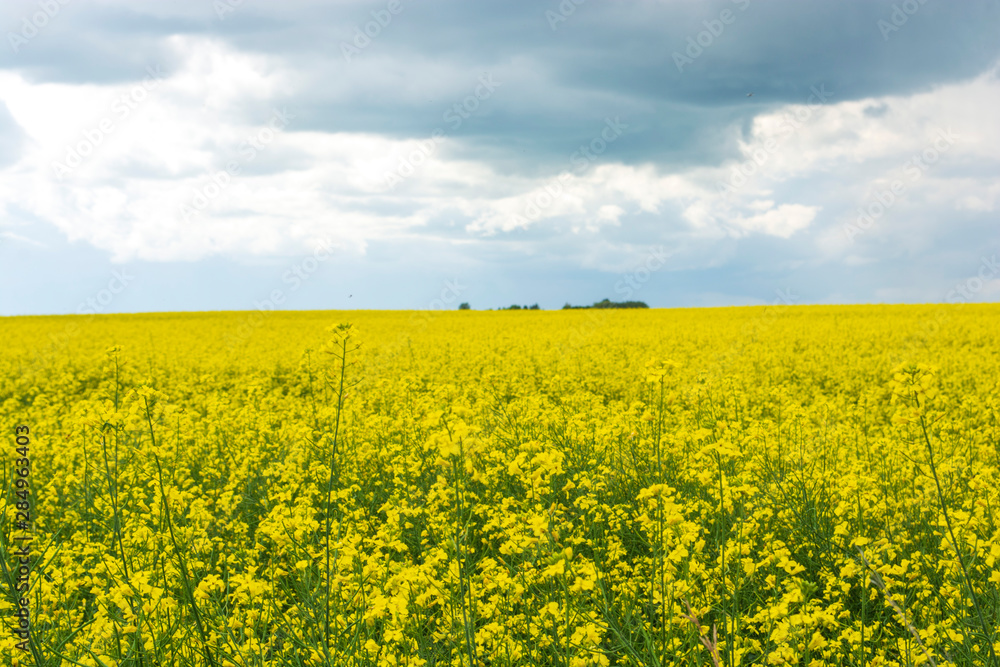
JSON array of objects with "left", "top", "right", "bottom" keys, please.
[{"left": 1, "top": 304, "right": 999, "bottom": 667}]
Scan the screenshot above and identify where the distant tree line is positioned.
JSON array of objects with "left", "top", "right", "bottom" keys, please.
[
  {"left": 562, "top": 298, "right": 649, "bottom": 309},
  {"left": 459, "top": 299, "right": 649, "bottom": 310}
]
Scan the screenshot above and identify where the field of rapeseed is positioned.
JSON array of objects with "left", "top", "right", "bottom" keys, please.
[{"left": 1, "top": 304, "right": 999, "bottom": 667}]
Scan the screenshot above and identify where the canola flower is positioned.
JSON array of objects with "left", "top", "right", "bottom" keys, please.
[{"left": 0, "top": 304, "right": 998, "bottom": 666}]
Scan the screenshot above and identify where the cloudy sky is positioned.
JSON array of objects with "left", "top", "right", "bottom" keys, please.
[{"left": 1, "top": 0, "right": 999, "bottom": 315}]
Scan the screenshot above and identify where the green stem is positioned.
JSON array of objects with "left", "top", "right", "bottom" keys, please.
[
  {"left": 145, "top": 398, "right": 218, "bottom": 667},
  {"left": 324, "top": 333, "right": 350, "bottom": 665},
  {"left": 917, "top": 406, "right": 997, "bottom": 665}
]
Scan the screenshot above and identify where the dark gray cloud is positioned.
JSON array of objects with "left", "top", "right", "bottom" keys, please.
[{"left": 4, "top": 0, "right": 998, "bottom": 175}]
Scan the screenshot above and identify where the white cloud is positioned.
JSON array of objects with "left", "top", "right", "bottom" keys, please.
[{"left": 731, "top": 204, "right": 819, "bottom": 238}]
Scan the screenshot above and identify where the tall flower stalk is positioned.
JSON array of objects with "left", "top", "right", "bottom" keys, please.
[{"left": 322, "top": 323, "right": 361, "bottom": 665}]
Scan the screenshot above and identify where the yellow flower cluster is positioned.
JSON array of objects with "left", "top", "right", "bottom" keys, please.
[{"left": 1, "top": 304, "right": 998, "bottom": 666}]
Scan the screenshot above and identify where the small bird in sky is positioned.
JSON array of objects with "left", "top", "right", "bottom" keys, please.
[{"left": 747, "top": 92, "right": 754, "bottom": 97}]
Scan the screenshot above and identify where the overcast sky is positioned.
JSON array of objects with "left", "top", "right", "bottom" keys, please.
[{"left": 1, "top": 0, "right": 999, "bottom": 315}]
